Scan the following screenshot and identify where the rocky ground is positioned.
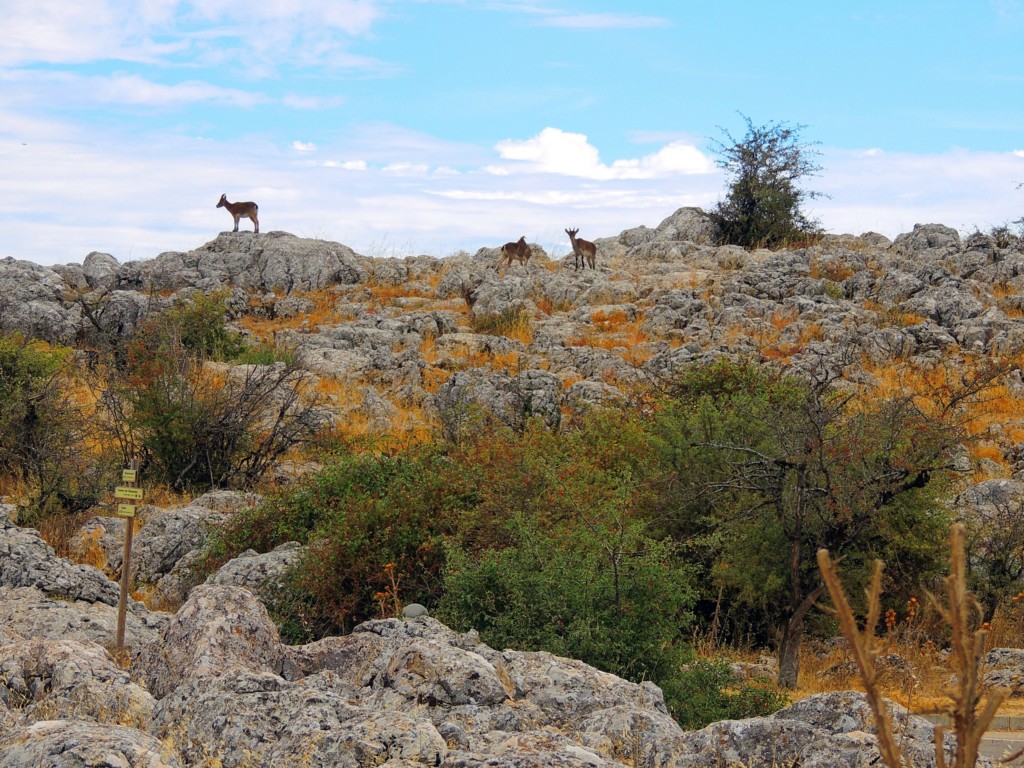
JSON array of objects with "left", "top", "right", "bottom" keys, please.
[
  {"left": 5, "top": 208, "right": 1024, "bottom": 465},
  {"left": 3, "top": 208, "right": 1024, "bottom": 765},
  {"left": 0, "top": 500, "right": 998, "bottom": 767}
]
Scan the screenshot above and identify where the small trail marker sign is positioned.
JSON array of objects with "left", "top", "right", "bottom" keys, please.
[{"left": 114, "top": 460, "right": 140, "bottom": 651}]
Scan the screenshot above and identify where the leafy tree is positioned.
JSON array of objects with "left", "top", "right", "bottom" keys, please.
[
  {"left": 709, "top": 114, "right": 824, "bottom": 249},
  {"left": 0, "top": 334, "right": 112, "bottom": 519},
  {"left": 648, "top": 360, "right": 958, "bottom": 687}
]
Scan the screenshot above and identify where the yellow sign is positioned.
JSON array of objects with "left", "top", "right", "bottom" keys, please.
[
  {"left": 122, "top": 469, "right": 137, "bottom": 483},
  {"left": 114, "top": 486, "right": 143, "bottom": 501},
  {"left": 117, "top": 504, "right": 136, "bottom": 518}
]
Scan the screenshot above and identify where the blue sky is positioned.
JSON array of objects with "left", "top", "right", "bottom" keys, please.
[{"left": 2, "top": 0, "right": 1023, "bottom": 266}]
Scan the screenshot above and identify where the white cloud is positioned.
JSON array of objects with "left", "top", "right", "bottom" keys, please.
[
  {"left": 0, "top": 1, "right": 392, "bottom": 71},
  {"left": 292, "top": 141, "right": 317, "bottom": 153},
  {"left": 94, "top": 74, "right": 265, "bottom": 107},
  {"left": 382, "top": 162, "right": 431, "bottom": 175},
  {"left": 0, "top": 70, "right": 265, "bottom": 109},
  {"left": 537, "top": 13, "right": 671, "bottom": 29},
  {"left": 488, "top": 127, "right": 714, "bottom": 179},
  {"left": 324, "top": 160, "right": 368, "bottom": 170},
  {"left": 282, "top": 94, "right": 346, "bottom": 109}
]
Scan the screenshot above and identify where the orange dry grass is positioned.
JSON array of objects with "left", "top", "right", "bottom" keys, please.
[
  {"left": 316, "top": 376, "right": 366, "bottom": 408},
  {"left": 237, "top": 289, "right": 346, "bottom": 341},
  {"left": 992, "top": 283, "right": 1021, "bottom": 300},
  {"left": 858, "top": 356, "right": 1024, "bottom": 475},
  {"left": 809, "top": 258, "right": 855, "bottom": 283}
]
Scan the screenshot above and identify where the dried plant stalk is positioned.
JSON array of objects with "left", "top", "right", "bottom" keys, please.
[
  {"left": 817, "top": 550, "right": 906, "bottom": 768},
  {"left": 929, "top": 524, "right": 1009, "bottom": 768},
  {"left": 818, "top": 523, "right": 1011, "bottom": 768}
]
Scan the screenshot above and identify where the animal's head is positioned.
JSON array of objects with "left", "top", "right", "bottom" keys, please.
[
  {"left": 216, "top": 194, "right": 227, "bottom": 208},
  {"left": 566, "top": 228, "right": 578, "bottom": 239}
]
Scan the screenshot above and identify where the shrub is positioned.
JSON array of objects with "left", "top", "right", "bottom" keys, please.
[
  {"left": 438, "top": 480, "right": 698, "bottom": 719},
  {"left": 102, "top": 305, "right": 323, "bottom": 492},
  {"left": 709, "top": 114, "right": 824, "bottom": 249},
  {"left": 205, "top": 448, "right": 475, "bottom": 641},
  {"left": 0, "top": 334, "right": 113, "bottom": 521},
  {"left": 669, "top": 659, "right": 789, "bottom": 730}
]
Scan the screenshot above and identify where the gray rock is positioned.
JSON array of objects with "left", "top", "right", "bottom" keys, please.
[
  {"left": 206, "top": 541, "right": 305, "bottom": 594},
  {"left": 0, "top": 637, "right": 155, "bottom": 728},
  {"left": 82, "top": 251, "right": 120, "bottom": 291},
  {"left": 0, "top": 720, "right": 180, "bottom": 767},
  {"left": 0, "top": 586, "right": 166, "bottom": 649},
  {"left": 133, "top": 585, "right": 287, "bottom": 699},
  {"left": 894, "top": 223, "right": 962, "bottom": 253},
  {"left": 983, "top": 647, "right": 1024, "bottom": 693}
]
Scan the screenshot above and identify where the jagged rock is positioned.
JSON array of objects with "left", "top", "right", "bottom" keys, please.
[
  {"left": 0, "top": 257, "right": 81, "bottom": 342},
  {"left": 0, "top": 720, "right": 180, "bottom": 768},
  {"left": 982, "top": 647, "right": 1024, "bottom": 693},
  {"left": 0, "top": 511, "right": 155, "bottom": 617},
  {"left": 0, "top": 586, "right": 165, "bottom": 649},
  {"left": 206, "top": 541, "right": 305, "bottom": 594},
  {"left": 133, "top": 585, "right": 288, "bottom": 699},
  {"left": 152, "top": 670, "right": 447, "bottom": 768},
  {"left": 432, "top": 368, "right": 561, "bottom": 432},
  {"left": 82, "top": 251, "right": 120, "bottom": 291},
  {"left": 894, "top": 223, "right": 962, "bottom": 253},
  {"left": 135, "top": 231, "right": 369, "bottom": 295},
  {"left": 0, "top": 638, "right": 155, "bottom": 728}
]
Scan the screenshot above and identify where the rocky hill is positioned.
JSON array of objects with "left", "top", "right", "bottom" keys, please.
[
  {"left": 3, "top": 207, "right": 1024, "bottom": 471},
  {"left": 2, "top": 207, "right": 1023, "bottom": 766}
]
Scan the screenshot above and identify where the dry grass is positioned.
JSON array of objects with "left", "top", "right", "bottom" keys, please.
[{"left": 237, "top": 289, "right": 350, "bottom": 340}]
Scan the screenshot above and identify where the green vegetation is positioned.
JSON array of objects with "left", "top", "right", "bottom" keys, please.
[
  {"left": 200, "top": 358, "right": 969, "bottom": 719},
  {"left": 0, "top": 335, "right": 113, "bottom": 521},
  {"left": 709, "top": 114, "right": 824, "bottom": 249},
  {"left": 1, "top": 291, "right": 1000, "bottom": 728}
]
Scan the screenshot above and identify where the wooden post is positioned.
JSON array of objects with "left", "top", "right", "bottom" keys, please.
[{"left": 114, "top": 460, "right": 141, "bottom": 651}]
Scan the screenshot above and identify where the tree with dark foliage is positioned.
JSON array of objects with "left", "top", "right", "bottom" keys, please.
[{"left": 710, "top": 114, "right": 825, "bottom": 249}]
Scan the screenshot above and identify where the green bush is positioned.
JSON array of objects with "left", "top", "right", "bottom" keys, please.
[
  {"left": 668, "top": 659, "right": 789, "bottom": 730},
  {"left": 0, "top": 334, "right": 112, "bottom": 520},
  {"left": 438, "top": 510, "right": 696, "bottom": 716}
]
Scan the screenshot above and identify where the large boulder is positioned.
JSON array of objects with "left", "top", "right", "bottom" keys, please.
[
  {"left": 0, "top": 720, "right": 180, "bottom": 768},
  {"left": 133, "top": 585, "right": 287, "bottom": 699},
  {"left": 0, "top": 512, "right": 166, "bottom": 646},
  {"left": 0, "top": 637, "right": 155, "bottom": 728},
  {"left": 134, "top": 231, "right": 370, "bottom": 295}
]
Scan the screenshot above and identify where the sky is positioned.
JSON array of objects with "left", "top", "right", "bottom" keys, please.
[{"left": 2, "top": 1, "right": 1024, "bottom": 266}]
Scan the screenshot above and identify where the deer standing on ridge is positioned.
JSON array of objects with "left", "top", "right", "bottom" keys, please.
[
  {"left": 565, "top": 228, "right": 596, "bottom": 270},
  {"left": 499, "top": 236, "right": 532, "bottom": 271},
  {"left": 217, "top": 194, "right": 259, "bottom": 233}
]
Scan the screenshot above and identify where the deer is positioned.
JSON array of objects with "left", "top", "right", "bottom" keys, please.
[
  {"left": 499, "top": 236, "right": 532, "bottom": 271},
  {"left": 217, "top": 194, "right": 259, "bottom": 233},
  {"left": 565, "top": 228, "right": 596, "bottom": 270}
]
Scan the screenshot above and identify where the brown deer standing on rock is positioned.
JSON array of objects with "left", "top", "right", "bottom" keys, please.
[
  {"left": 565, "top": 228, "right": 596, "bottom": 270},
  {"left": 499, "top": 236, "right": 532, "bottom": 271},
  {"left": 217, "top": 194, "right": 259, "bottom": 233}
]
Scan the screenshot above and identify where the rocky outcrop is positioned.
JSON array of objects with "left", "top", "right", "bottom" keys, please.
[
  {"left": 0, "top": 559, "right": 992, "bottom": 768},
  {"left": 0, "top": 720, "right": 178, "bottom": 768}
]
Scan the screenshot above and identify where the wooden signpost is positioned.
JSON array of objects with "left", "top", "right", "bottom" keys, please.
[{"left": 114, "top": 461, "right": 140, "bottom": 650}]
